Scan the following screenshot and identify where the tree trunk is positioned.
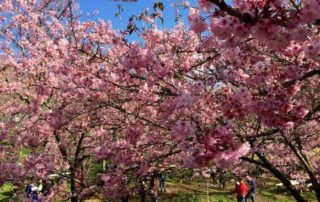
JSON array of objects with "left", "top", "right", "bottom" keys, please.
[
  {"left": 265, "top": 162, "right": 307, "bottom": 202},
  {"left": 70, "top": 168, "right": 78, "bottom": 202},
  {"left": 312, "top": 183, "right": 320, "bottom": 202},
  {"left": 71, "top": 195, "right": 78, "bottom": 202},
  {"left": 256, "top": 153, "right": 307, "bottom": 202},
  {"left": 242, "top": 153, "right": 307, "bottom": 202},
  {"left": 281, "top": 133, "right": 320, "bottom": 201},
  {"left": 70, "top": 132, "right": 86, "bottom": 202}
]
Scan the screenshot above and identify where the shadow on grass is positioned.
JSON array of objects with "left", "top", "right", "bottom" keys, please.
[
  {"left": 1, "top": 191, "right": 13, "bottom": 196},
  {"left": 0, "top": 192, "right": 13, "bottom": 202},
  {"left": 0, "top": 183, "right": 15, "bottom": 202}
]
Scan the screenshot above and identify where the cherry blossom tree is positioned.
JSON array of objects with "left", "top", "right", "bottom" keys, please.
[
  {"left": 0, "top": 1, "right": 186, "bottom": 201},
  {"left": 1, "top": 1, "right": 165, "bottom": 201},
  {"left": 1, "top": 0, "right": 320, "bottom": 201},
  {"left": 184, "top": 0, "right": 320, "bottom": 201}
]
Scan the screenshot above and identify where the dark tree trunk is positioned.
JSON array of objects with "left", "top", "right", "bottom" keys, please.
[
  {"left": 71, "top": 195, "right": 78, "bottom": 202},
  {"left": 256, "top": 153, "right": 307, "bottom": 202},
  {"left": 281, "top": 133, "right": 320, "bottom": 201},
  {"left": 242, "top": 153, "right": 307, "bottom": 202},
  {"left": 70, "top": 168, "right": 78, "bottom": 202},
  {"left": 309, "top": 178, "right": 320, "bottom": 202},
  {"left": 70, "top": 132, "right": 86, "bottom": 202},
  {"left": 265, "top": 162, "right": 307, "bottom": 202}
]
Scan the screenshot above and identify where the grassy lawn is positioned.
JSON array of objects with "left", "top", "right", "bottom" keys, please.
[
  {"left": 1, "top": 178, "right": 317, "bottom": 202},
  {"left": 119, "top": 178, "right": 317, "bottom": 202}
]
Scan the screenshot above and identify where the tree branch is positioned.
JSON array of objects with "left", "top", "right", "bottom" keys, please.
[{"left": 207, "top": 0, "right": 256, "bottom": 24}]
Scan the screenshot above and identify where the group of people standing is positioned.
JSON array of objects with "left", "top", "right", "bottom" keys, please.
[
  {"left": 236, "top": 176, "right": 257, "bottom": 202},
  {"left": 121, "top": 173, "right": 166, "bottom": 202},
  {"left": 25, "top": 178, "right": 51, "bottom": 202},
  {"left": 210, "top": 166, "right": 227, "bottom": 189},
  {"left": 138, "top": 173, "right": 166, "bottom": 202}
]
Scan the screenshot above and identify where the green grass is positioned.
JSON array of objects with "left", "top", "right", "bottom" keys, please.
[
  {"left": 123, "top": 178, "right": 317, "bottom": 202},
  {"left": 1, "top": 177, "right": 318, "bottom": 202},
  {"left": 0, "top": 183, "right": 14, "bottom": 202}
]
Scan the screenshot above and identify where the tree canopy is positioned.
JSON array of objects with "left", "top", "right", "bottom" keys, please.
[{"left": 0, "top": 0, "right": 320, "bottom": 201}]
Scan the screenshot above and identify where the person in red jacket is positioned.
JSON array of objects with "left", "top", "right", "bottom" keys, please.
[{"left": 236, "top": 178, "right": 248, "bottom": 202}]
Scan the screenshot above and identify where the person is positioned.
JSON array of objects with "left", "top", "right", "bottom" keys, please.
[
  {"left": 149, "top": 176, "right": 159, "bottom": 202},
  {"left": 40, "top": 181, "right": 50, "bottom": 197},
  {"left": 33, "top": 180, "right": 43, "bottom": 202},
  {"left": 210, "top": 165, "right": 217, "bottom": 183},
  {"left": 139, "top": 177, "right": 147, "bottom": 202},
  {"left": 218, "top": 170, "right": 226, "bottom": 189},
  {"left": 25, "top": 178, "right": 33, "bottom": 199},
  {"left": 159, "top": 173, "right": 166, "bottom": 192},
  {"left": 154, "top": 176, "right": 160, "bottom": 188},
  {"left": 236, "top": 178, "right": 248, "bottom": 202},
  {"left": 246, "top": 175, "right": 257, "bottom": 202},
  {"left": 25, "top": 178, "right": 40, "bottom": 202},
  {"left": 43, "top": 179, "right": 55, "bottom": 202}
]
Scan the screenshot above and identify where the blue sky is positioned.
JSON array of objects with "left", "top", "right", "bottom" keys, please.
[
  {"left": 76, "top": 0, "right": 232, "bottom": 40},
  {"left": 76, "top": 0, "right": 199, "bottom": 30}
]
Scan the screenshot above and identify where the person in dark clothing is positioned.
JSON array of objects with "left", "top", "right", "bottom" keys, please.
[
  {"left": 25, "top": 181, "right": 33, "bottom": 199},
  {"left": 210, "top": 165, "right": 217, "bottom": 183},
  {"left": 246, "top": 175, "right": 257, "bottom": 202},
  {"left": 40, "top": 180, "right": 51, "bottom": 197},
  {"left": 159, "top": 173, "right": 166, "bottom": 192},
  {"left": 139, "top": 178, "right": 147, "bottom": 202},
  {"left": 218, "top": 171, "right": 226, "bottom": 189},
  {"left": 149, "top": 176, "right": 155, "bottom": 189},
  {"left": 25, "top": 177, "right": 42, "bottom": 202}
]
